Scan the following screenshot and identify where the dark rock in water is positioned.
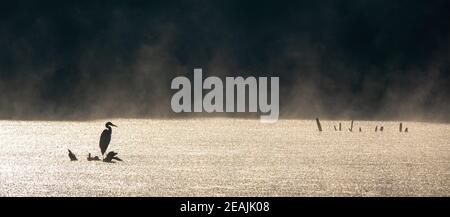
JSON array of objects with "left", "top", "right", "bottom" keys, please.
[
  {"left": 405, "top": 128, "right": 408, "bottom": 133},
  {"left": 380, "top": 126, "right": 384, "bottom": 132},
  {"left": 87, "top": 153, "right": 101, "bottom": 161},
  {"left": 359, "top": 127, "right": 362, "bottom": 132},
  {"left": 103, "top": 151, "right": 123, "bottom": 163},
  {"left": 68, "top": 149, "right": 77, "bottom": 161}
]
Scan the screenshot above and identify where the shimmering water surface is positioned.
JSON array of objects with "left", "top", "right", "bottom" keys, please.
[{"left": 0, "top": 119, "right": 449, "bottom": 196}]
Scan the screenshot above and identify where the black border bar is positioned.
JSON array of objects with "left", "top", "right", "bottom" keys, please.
[{"left": 1, "top": 197, "right": 449, "bottom": 216}]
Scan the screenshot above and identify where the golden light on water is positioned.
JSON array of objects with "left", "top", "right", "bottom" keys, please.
[{"left": 0, "top": 119, "right": 449, "bottom": 196}]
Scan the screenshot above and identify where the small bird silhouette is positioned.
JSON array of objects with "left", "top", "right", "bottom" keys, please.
[
  {"left": 87, "top": 153, "right": 100, "bottom": 161},
  {"left": 103, "top": 151, "right": 123, "bottom": 163},
  {"left": 68, "top": 149, "right": 77, "bottom": 161}
]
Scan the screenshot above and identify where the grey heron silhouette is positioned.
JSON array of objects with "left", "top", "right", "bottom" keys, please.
[{"left": 99, "top": 122, "right": 117, "bottom": 159}]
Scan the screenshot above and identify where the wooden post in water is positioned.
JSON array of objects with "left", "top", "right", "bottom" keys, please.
[
  {"left": 349, "top": 120, "right": 354, "bottom": 132},
  {"left": 359, "top": 127, "right": 362, "bottom": 132},
  {"left": 399, "top": 123, "right": 403, "bottom": 132},
  {"left": 339, "top": 122, "right": 342, "bottom": 131},
  {"left": 315, "top": 118, "right": 322, "bottom": 132},
  {"left": 334, "top": 125, "right": 337, "bottom": 131},
  {"left": 375, "top": 126, "right": 378, "bottom": 132}
]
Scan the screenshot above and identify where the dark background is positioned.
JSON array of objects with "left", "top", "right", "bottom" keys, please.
[{"left": 0, "top": 0, "right": 449, "bottom": 121}]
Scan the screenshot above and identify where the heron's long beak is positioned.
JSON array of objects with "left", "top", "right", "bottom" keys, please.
[{"left": 111, "top": 123, "right": 118, "bottom": 127}]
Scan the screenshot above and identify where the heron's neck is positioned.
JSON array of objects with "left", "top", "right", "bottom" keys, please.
[{"left": 107, "top": 126, "right": 112, "bottom": 132}]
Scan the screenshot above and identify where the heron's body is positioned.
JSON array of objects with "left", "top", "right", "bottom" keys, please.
[{"left": 99, "top": 128, "right": 112, "bottom": 155}]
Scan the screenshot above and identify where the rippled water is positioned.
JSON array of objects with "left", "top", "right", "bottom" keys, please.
[{"left": 0, "top": 119, "right": 449, "bottom": 196}]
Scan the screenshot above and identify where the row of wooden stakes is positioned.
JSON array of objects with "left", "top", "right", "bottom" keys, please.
[{"left": 315, "top": 118, "right": 409, "bottom": 133}]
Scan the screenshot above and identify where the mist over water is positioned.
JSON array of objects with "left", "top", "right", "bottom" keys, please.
[
  {"left": 0, "top": 0, "right": 449, "bottom": 121},
  {"left": 2, "top": 1, "right": 450, "bottom": 200}
]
